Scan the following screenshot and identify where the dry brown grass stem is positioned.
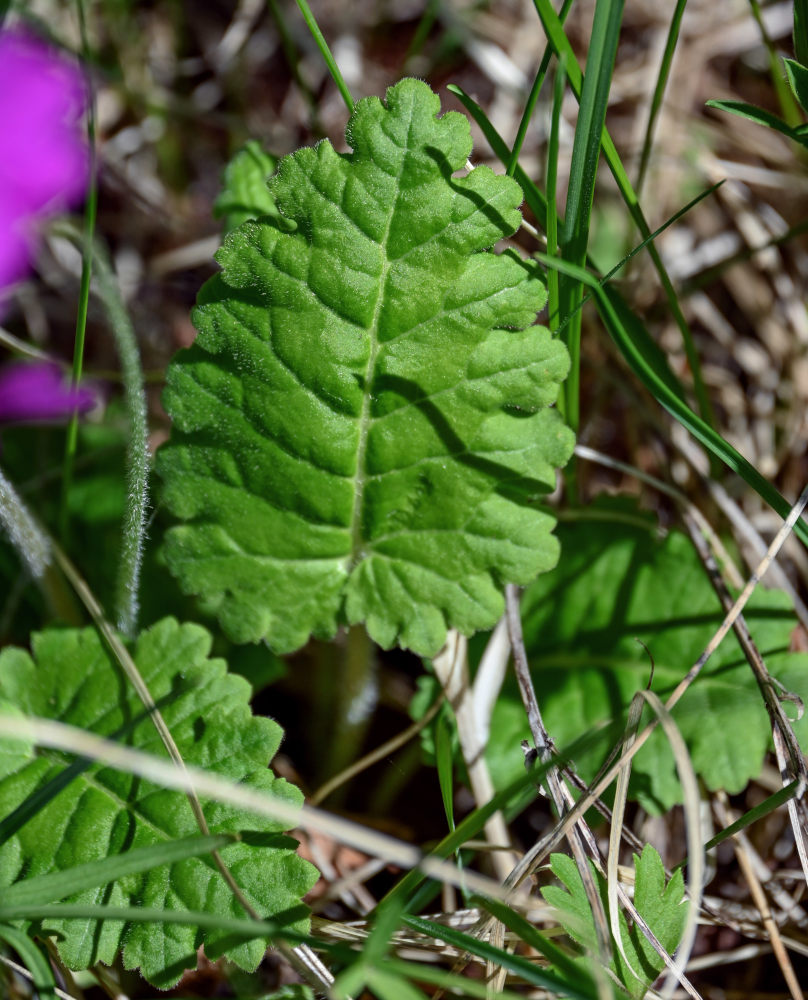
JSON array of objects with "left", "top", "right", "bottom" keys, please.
[
  {"left": 682, "top": 509, "right": 808, "bottom": 893},
  {"left": 715, "top": 792, "right": 804, "bottom": 1000}
]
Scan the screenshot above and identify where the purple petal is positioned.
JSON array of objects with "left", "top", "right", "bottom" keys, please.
[
  {"left": 0, "top": 30, "right": 89, "bottom": 291},
  {"left": 0, "top": 362, "right": 97, "bottom": 424}
]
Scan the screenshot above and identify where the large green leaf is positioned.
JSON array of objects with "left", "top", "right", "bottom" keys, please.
[
  {"left": 482, "top": 505, "right": 808, "bottom": 811},
  {"left": 157, "top": 78, "right": 574, "bottom": 656},
  {"left": 0, "top": 618, "right": 317, "bottom": 988}
]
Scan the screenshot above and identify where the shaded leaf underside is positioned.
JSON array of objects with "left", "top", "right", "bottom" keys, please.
[
  {"left": 482, "top": 507, "right": 808, "bottom": 810},
  {"left": 158, "top": 78, "right": 573, "bottom": 655}
]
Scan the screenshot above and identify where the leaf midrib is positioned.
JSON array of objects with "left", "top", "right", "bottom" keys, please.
[{"left": 348, "top": 128, "right": 411, "bottom": 571}]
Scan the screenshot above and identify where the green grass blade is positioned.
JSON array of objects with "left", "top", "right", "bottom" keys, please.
[
  {"left": 560, "top": 0, "right": 624, "bottom": 258},
  {"left": 402, "top": 914, "right": 599, "bottom": 999},
  {"left": 534, "top": 250, "right": 808, "bottom": 550},
  {"left": 546, "top": 58, "right": 565, "bottom": 336},
  {"left": 378, "top": 762, "right": 548, "bottom": 912},
  {"left": 2, "top": 834, "right": 233, "bottom": 908},
  {"left": 60, "top": 0, "right": 98, "bottom": 545},
  {"left": 0, "top": 755, "right": 91, "bottom": 847},
  {"left": 706, "top": 98, "right": 808, "bottom": 146},
  {"left": 376, "top": 727, "right": 617, "bottom": 914},
  {"left": 598, "top": 180, "right": 723, "bottom": 290},
  {"left": 381, "top": 957, "right": 538, "bottom": 1000},
  {"left": 680, "top": 780, "right": 801, "bottom": 865},
  {"left": 366, "top": 968, "right": 430, "bottom": 1000},
  {"left": 0, "top": 903, "right": 312, "bottom": 943},
  {"left": 292, "top": 0, "right": 354, "bottom": 113},
  {"left": 532, "top": 0, "right": 716, "bottom": 432},
  {"left": 636, "top": 0, "right": 687, "bottom": 194},
  {"left": 471, "top": 894, "right": 595, "bottom": 992},
  {"left": 795, "top": 0, "right": 808, "bottom": 67},
  {"left": 784, "top": 58, "right": 808, "bottom": 115},
  {"left": 435, "top": 713, "right": 456, "bottom": 833},
  {"left": 266, "top": 0, "right": 320, "bottom": 123},
  {"left": 404, "top": 0, "right": 440, "bottom": 66},
  {"left": 507, "top": 0, "right": 575, "bottom": 176},
  {"left": 558, "top": 0, "right": 625, "bottom": 431},
  {"left": 0, "top": 925, "right": 58, "bottom": 1000},
  {"left": 747, "top": 0, "right": 801, "bottom": 125},
  {"left": 361, "top": 895, "right": 406, "bottom": 967}
]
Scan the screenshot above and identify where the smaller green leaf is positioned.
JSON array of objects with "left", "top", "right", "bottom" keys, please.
[
  {"left": 541, "top": 854, "right": 601, "bottom": 954},
  {"left": 214, "top": 141, "right": 280, "bottom": 232},
  {"left": 629, "top": 845, "right": 688, "bottom": 980},
  {"left": 542, "top": 848, "right": 687, "bottom": 1000},
  {"left": 783, "top": 58, "right": 808, "bottom": 115}
]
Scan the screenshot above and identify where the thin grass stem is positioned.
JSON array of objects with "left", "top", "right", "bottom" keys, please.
[
  {"left": 506, "top": 0, "right": 574, "bottom": 177},
  {"left": 532, "top": 0, "right": 717, "bottom": 434},
  {"left": 266, "top": 0, "right": 321, "bottom": 126},
  {"left": 545, "top": 57, "right": 564, "bottom": 336},
  {"left": 635, "top": 0, "right": 687, "bottom": 195},
  {"left": 748, "top": 0, "right": 801, "bottom": 126},
  {"left": 557, "top": 0, "right": 625, "bottom": 433},
  {"left": 60, "top": 0, "right": 98, "bottom": 544},
  {"left": 403, "top": 0, "right": 440, "bottom": 67},
  {"left": 292, "top": 0, "right": 354, "bottom": 113}
]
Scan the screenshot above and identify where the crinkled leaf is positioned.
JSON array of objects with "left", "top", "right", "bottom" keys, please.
[
  {"left": 482, "top": 505, "right": 808, "bottom": 811},
  {"left": 214, "top": 140, "right": 280, "bottom": 232},
  {"left": 157, "top": 78, "right": 573, "bottom": 657},
  {"left": 0, "top": 617, "right": 317, "bottom": 988},
  {"left": 542, "top": 847, "right": 687, "bottom": 999}
]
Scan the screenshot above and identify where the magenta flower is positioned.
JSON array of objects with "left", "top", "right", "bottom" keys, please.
[
  {"left": 0, "top": 362, "right": 96, "bottom": 424},
  {"left": 0, "top": 29, "right": 89, "bottom": 292}
]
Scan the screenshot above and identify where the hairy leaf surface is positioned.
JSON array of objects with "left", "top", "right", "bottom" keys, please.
[
  {"left": 482, "top": 506, "right": 808, "bottom": 810},
  {"left": 0, "top": 618, "right": 317, "bottom": 987},
  {"left": 158, "top": 78, "right": 573, "bottom": 656}
]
